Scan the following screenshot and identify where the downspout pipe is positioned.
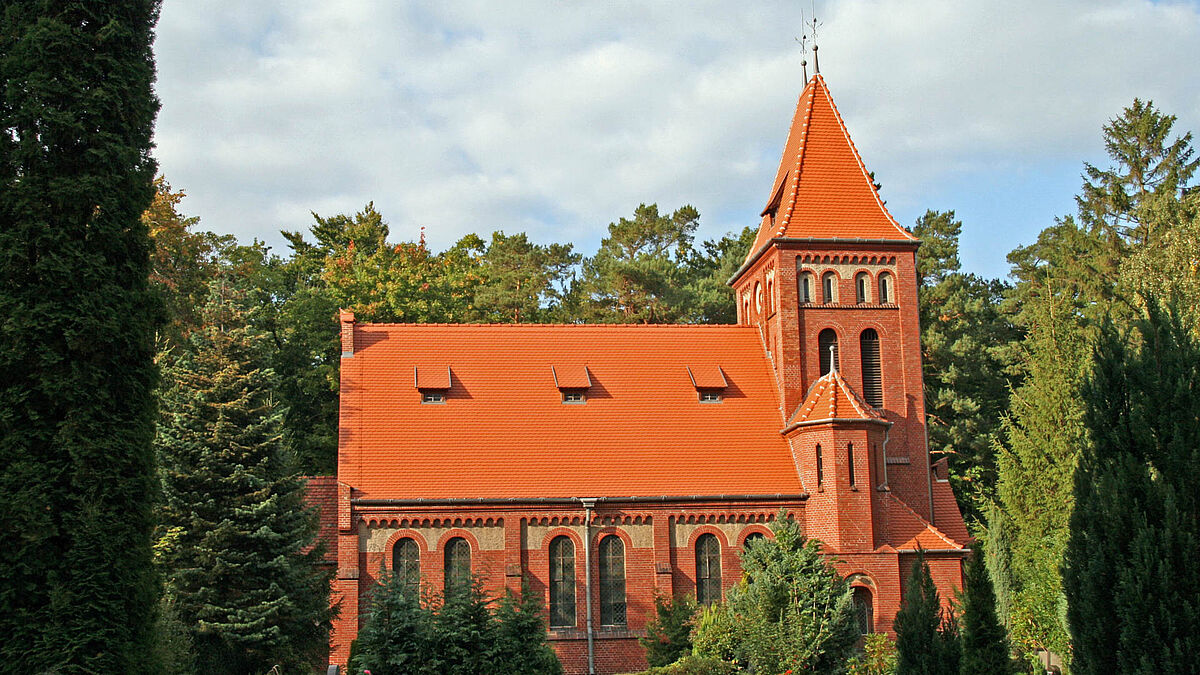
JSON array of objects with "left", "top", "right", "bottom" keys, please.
[{"left": 579, "top": 498, "right": 598, "bottom": 675}]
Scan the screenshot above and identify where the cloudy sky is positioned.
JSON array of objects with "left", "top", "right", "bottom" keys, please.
[{"left": 152, "top": 0, "right": 1200, "bottom": 280}]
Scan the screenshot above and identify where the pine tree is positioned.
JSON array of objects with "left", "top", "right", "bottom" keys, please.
[
  {"left": 1065, "top": 306, "right": 1200, "bottom": 674},
  {"left": 911, "top": 210, "right": 1019, "bottom": 518},
  {"left": 578, "top": 203, "right": 700, "bottom": 323},
  {"left": 0, "top": 2, "right": 163, "bottom": 671},
  {"left": 895, "top": 552, "right": 959, "bottom": 675},
  {"left": 157, "top": 278, "right": 332, "bottom": 674},
  {"left": 959, "top": 541, "right": 1012, "bottom": 674}
]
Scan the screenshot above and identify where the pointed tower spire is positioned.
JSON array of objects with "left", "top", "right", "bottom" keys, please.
[{"left": 736, "top": 76, "right": 917, "bottom": 273}]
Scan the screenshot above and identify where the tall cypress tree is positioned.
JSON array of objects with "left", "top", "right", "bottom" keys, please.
[
  {"left": 0, "top": 2, "right": 162, "bottom": 671},
  {"left": 1065, "top": 306, "right": 1200, "bottom": 674},
  {"left": 959, "top": 541, "right": 1012, "bottom": 674},
  {"left": 157, "top": 278, "right": 332, "bottom": 674},
  {"left": 895, "top": 553, "right": 959, "bottom": 675}
]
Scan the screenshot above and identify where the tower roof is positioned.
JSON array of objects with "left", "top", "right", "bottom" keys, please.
[
  {"left": 744, "top": 74, "right": 915, "bottom": 267},
  {"left": 787, "top": 367, "right": 886, "bottom": 426}
]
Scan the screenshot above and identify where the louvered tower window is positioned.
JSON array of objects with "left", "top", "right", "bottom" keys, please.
[
  {"left": 860, "top": 328, "right": 883, "bottom": 407},
  {"left": 444, "top": 537, "right": 471, "bottom": 595},
  {"left": 696, "top": 534, "right": 722, "bottom": 605},
  {"left": 598, "top": 536, "right": 626, "bottom": 626},
  {"left": 549, "top": 536, "right": 576, "bottom": 628},
  {"left": 393, "top": 538, "right": 420, "bottom": 596},
  {"left": 818, "top": 329, "right": 839, "bottom": 375}
]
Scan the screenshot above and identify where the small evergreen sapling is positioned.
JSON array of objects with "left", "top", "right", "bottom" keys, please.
[{"left": 895, "top": 552, "right": 960, "bottom": 675}]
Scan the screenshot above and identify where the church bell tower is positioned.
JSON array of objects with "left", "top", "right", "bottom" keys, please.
[{"left": 730, "top": 74, "right": 935, "bottom": 547}]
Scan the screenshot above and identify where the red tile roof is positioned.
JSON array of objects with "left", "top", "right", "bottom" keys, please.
[
  {"left": 883, "top": 492, "right": 963, "bottom": 551},
  {"left": 687, "top": 365, "right": 728, "bottom": 389},
  {"left": 745, "top": 75, "right": 915, "bottom": 267},
  {"left": 788, "top": 368, "right": 886, "bottom": 426},
  {"left": 414, "top": 365, "right": 452, "bottom": 389},
  {"left": 551, "top": 365, "right": 592, "bottom": 389},
  {"left": 930, "top": 467, "right": 971, "bottom": 545},
  {"left": 339, "top": 324, "right": 802, "bottom": 500}
]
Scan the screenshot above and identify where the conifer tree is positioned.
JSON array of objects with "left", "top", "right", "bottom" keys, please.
[
  {"left": 959, "top": 541, "right": 1011, "bottom": 674},
  {"left": 0, "top": 2, "right": 163, "bottom": 670},
  {"left": 911, "top": 210, "right": 1019, "bottom": 517},
  {"left": 1065, "top": 306, "right": 1200, "bottom": 674},
  {"left": 895, "top": 553, "right": 959, "bottom": 675},
  {"left": 157, "top": 278, "right": 332, "bottom": 674}
]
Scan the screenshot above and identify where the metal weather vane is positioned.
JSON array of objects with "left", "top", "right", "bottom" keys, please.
[{"left": 795, "top": 3, "right": 822, "bottom": 80}]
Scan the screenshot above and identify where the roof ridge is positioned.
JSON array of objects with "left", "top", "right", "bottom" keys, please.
[
  {"left": 777, "top": 77, "right": 818, "bottom": 235},
  {"left": 355, "top": 322, "right": 756, "bottom": 329}
]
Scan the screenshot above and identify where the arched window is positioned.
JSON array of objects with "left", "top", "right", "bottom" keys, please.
[
  {"left": 444, "top": 537, "right": 471, "bottom": 594},
  {"left": 743, "top": 531, "right": 766, "bottom": 550},
  {"left": 754, "top": 281, "right": 763, "bottom": 316},
  {"left": 818, "top": 328, "right": 839, "bottom": 375},
  {"left": 848, "top": 442, "right": 856, "bottom": 486},
  {"left": 855, "top": 273, "right": 869, "bottom": 304},
  {"left": 799, "top": 272, "right": 813, "bottom": 304},
  {"left": 392, "top": 538, "right": 420, "bottom": 595},
  {"left": 696, "top": 533, "right": 722, "bottom": 605},
  {"left": 822, "top": 272, "right": 837, "bottom": 304},
  {"left": 860, "top": 328, "right": 883, "bottom": 408},
  {"left": 598, "top": 536, "right": 626, "bottom": 626},
  {"left": 816, "top": 444, "right": 824, "bottom": 487},
  {"left": 853, "top": 586, "right": 874, "bottom": 635},
  {"left": 549, "top": 536, "right": 576, "bottom": 628},
  {"left": 878, "top": 272, "right": 892, "bottom": 304}
]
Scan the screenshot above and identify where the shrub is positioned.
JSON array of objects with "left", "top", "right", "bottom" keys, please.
[
  {"left": 691, "top": 603, "right": 739, "bottom": 664},
  {"left": 640, "top": 594, "right": 699, "bottom": 667},
  {"left": 625, "top": 654, "right": 739, "bottom": 675},
  {"left": 846, "top": 633, "right": 898, "bottom": 675}
]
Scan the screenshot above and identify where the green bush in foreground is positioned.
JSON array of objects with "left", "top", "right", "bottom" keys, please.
[{"left": 640, "top": 594, "right": 699, "bottom": 667}]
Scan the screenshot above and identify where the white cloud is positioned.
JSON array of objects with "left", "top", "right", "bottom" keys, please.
[{"left": 153, "top": 0, "right": 1200, "bottom": 273}]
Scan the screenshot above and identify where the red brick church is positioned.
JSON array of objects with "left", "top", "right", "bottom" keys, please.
[{"left": 309, "top": 73, "right": 969, "bottom": 674}]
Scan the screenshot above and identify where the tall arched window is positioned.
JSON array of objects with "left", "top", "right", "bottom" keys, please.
[
  {"left": 816, "top": 444, "right": 824, "bottom": 487},
  {"left": 598, "top": 536, "right": 626, "bottom": 626},
  {"left": 393, "top": 538, "right": 420, "bottom": 595},
  {"left": 818, "top": 328, "right": 839, "bottom": 375},
  {"left": 444, "top": 537, "right": 471, "bottom": 594},
  {"left": 860, "top": 328, "right": 883, "bottom": 408},
  {"left": 696, "top": 533, "right": 722, "bottom": 605},
  {"left": 549, "top": 536, "right": 576, "bottom": 628},
  {"left": 855, "top": 273, "right": 869, "bottom": 304},
  {"left": 799, "top": 272, "right": 813, "bottom": 304},
  {"left": 822, "top": 272, "right": 837, "bottom": 304},
  {"left": 878, "top": 272, "right": 893, "bottom": 304},
  {"left": 853, "top": 586, "right": 874, "bottom": 635}
]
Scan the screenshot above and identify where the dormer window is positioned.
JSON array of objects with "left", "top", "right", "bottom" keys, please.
[
  {"left": 415, "top": 365, "right": 452, "bottom": 404},
  {"left": 687, "top": 365, "right": 727, "bottom": 403},
  {"left": 553, "top": 365, "right": 591, "bottom": 404}
]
